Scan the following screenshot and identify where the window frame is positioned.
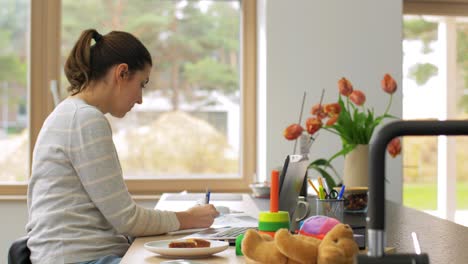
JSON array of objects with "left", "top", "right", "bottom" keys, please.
[
  {"left": 404, "top": 0, "right": 468, "bottom": 16},
  {"left": 402, "top": 0, "right": 466, "bottom": 220},
  {"left": 0, "top": 0, "right": 257, "bottom": 196}
]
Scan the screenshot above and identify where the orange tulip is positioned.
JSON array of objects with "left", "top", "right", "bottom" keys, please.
[
  {"left": 338, "top": 77, "right": 353, "bottom": 96},
  {"left": 381, "top": 73, "right": 397, "bottom": 94},
  {"left": 387, "top": 137, "right": 401, "bottom": 157},
  {"left": 311, "top": 104, "right": 328, "bottom": 119},
  {"left": 283, "top": 124, "right": 304, "bottom": 140},
  {"left": 323, "top": 103, "right": 341, "bottom": 116},
  {"left": 349, "top": 90, "right": 366, "bottom": 106},
  {"left": 306, "top": 117, "right": 322, "bottom": 135},
  {"left": 326, "top": 115, "right": 339, "bottom": 126}
]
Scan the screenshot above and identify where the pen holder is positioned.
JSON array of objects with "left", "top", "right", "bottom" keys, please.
[
  {"left": 258, "top": 211, "right": 290, "bottom": 238},
  {"left": 315, "top": 198, "right": 344, "bottom": 222}
]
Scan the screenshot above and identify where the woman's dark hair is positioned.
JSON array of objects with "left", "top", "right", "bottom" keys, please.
[{"left": 64, "top": 29, "right": 152, "bottom": 95}]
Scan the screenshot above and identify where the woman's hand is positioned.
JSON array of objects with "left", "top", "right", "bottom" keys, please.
[{"left": 175, "top": 204, "right": 219, "bottom": 229}]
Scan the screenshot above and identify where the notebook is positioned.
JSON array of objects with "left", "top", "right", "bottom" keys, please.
[{"left": 182, "top": 213, "right": 259, "bottom": 244}]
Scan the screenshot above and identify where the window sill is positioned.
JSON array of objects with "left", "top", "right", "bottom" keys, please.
[
  {"left": 0, "top": 184, "right": 27, "bottom": 196},
  {"left": 0, "top": 194, "right": 162, "bottom": 202},
  {"left": 0, "top": 183, "right": 164, "bottom": 200},
  {"left": 0, "top": 195, "right": 27, "bottom": 201}
]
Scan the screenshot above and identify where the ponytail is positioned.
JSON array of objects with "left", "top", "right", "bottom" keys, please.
[{"left": 64, "top": 29, "right": 100, "bottom": 95}]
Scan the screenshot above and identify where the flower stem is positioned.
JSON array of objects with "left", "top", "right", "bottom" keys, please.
[
  {"left": 384, "top": 94, "right": 393, "bottom": 115},
  {"left": 322, "top": 127, "right": 342, "bottom": 137},
  {"left": 346, "top": 97, "right": 351, "bottom": 119}
]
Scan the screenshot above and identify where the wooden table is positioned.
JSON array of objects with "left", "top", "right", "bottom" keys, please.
[
  {"left": 122, "top": 194, "right": 468, "bottom": 264},
  {"left": 122, "top": 193, "right": 256, "bottom": 263}
]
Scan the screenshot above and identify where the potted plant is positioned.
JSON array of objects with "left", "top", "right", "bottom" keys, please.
[{"left": 283, "top": 74, "right": 402, "bottom": 188}]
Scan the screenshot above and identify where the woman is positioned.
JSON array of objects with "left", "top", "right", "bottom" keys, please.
[{"left": 26, "top": 29, "right": 219, "bottom": 264}]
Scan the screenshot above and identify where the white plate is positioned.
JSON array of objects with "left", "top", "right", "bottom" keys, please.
[{"left": 144, "top": 239, "right": 229, "bottom": 258}]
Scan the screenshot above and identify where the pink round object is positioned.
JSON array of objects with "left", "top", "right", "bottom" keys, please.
[{"left": 298, "top": 215, "right": 340, "bottom": 239}]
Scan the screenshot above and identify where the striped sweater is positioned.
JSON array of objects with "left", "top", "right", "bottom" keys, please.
[{"left": 26, "top": 97, "right": 179, "bottom": 264}]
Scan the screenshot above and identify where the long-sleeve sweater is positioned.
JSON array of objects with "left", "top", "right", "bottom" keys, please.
[{"left": 26, "top": 97, "right": 180, "bottom": 264}]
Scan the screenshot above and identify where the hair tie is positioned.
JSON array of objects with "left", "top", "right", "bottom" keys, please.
[{"left": 93, "top": 32, "right": 103, "bottom": 42}]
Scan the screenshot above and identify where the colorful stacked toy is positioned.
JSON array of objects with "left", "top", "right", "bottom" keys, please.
[
  {"left": 236, "top": 170, "right": 290, "bottom": 255},
  {"left": 257, "top": 170, "right": 290, "bottom": 237}
]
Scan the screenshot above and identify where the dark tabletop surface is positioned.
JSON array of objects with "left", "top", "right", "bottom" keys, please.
[
  {"left": 384, "top": 201, "right": 468, "bottom": 263},
  {"left": 251, "top": 196, "right": 468, "bottom": 264}
]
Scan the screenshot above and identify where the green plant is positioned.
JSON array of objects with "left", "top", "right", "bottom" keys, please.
[{"left": 283, "top": 74, "right": 402, "bottom": 188}]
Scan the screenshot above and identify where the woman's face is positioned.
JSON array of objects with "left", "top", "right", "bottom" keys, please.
[{"left": 110, "top": 64, "right": 151, "bottom": 118}]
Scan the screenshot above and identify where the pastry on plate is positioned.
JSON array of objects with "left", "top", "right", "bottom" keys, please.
[{"left": 168, "top": 238, "right": 211, "bottom": 248}]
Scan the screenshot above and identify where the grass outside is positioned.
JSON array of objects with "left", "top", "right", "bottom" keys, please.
[{"left": 403, "top": 182, "right": 468, "bottom": 210}]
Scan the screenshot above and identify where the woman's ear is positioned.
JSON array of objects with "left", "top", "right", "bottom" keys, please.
[{"left": 115, "top": 63, "right": 129, "bottom": 81}]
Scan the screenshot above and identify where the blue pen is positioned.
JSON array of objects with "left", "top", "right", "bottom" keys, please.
[
  {"left": 205, "top": 188, "right": 211, "bottom": 204},
  {"left": 337, "top": 185, "right": 346, "bottom": 200}
]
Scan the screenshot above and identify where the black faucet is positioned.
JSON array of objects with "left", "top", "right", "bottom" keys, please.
[{"left": 357, "top": 120, "right": 468, "bottom": 263}]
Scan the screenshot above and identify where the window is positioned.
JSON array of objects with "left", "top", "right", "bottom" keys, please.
[
  {"left": 0, "top": 0, "right": 30, "bottom": 184},
  {"left": 402, "top": 9, "right": 468, "bottom": 226},
  {"left": 0, "top": 0, "right": 256, "bottom": 195}
]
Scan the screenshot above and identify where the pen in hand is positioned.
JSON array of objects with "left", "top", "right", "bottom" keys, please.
[{"left": 205, "top": 188, "right": 211, "bottom": 204}]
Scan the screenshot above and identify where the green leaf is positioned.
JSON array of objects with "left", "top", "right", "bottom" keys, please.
[
  {"left": 309, "top": 158, "right": 330, "bottom": 167},
  {"left": 328, "top": 144, "right": 356, "bottom": 162},
  {"left": 308, "top": 158, "right": 342, "bottom": 187}
]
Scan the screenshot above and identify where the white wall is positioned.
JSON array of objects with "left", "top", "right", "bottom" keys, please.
[
  {"left": 258, "top": 0, "right": 403, "bottom": 203},
  {"left": 2, "top": 201, "right": 28, "bottom": 262}
]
